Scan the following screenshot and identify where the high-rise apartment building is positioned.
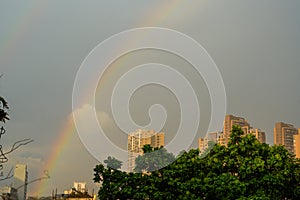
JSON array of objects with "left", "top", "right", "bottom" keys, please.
[
  {"left": 198, "top": 132, "right": 221, "bottom": 152},
  {"left": 217, "top": 133, "right": 227, "bottom": 146},
  {"left": 223, "top": 115, "right": 251, "bottom": 144},
  {"left": 200, "top": 115, "right": 266, "bottom": 148},
  {"left": 294, "top": 129, "right": 300, "bottom": 158},
  {"left": 13, "top": 164, "right": 28, "bottom": 200},
  {"left": 249, "top": 128, "right": 266, "bottom": 143},
  {"left": 127, "top": 129, "right": 164, "bottom": 172},
  {"left": 274, "top": 122, "right": 298, "bottom": 155}
]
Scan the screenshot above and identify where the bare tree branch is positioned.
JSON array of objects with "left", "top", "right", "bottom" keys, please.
[
  {"left": 0, "top": 166, "right": 13, "bottom": 181},
  {"left": 0, "top": 145, "right": 8, "bottom": 166},
  {"left": 4, "top": 138, "right": 34, "bottom": 155},
  {"left": 0, "top": 82, "right": 35, "bottom": 182},
  {"left": 0, "top": 139, "right": 34, "bottom": 181}
]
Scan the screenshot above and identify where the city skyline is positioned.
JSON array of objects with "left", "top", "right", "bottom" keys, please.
[
  {"left": 199, "top": 114, "right": 267, "bottom": 151},
  {"left": 1, "top": 0, "right": 300, "bottom": 197},
  {"left": 199, "top": 114, "right": 300, "bottom": 158}
]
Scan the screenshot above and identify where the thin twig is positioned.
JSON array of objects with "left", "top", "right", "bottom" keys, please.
[
  {"left": 4, "top": 138, "right": 34, "bottom": 155},
  {"left": 0, "top": 139, "right": 33, "bottom": 181},
  {"left": 0, "top": 166, "right": 13, "bottom": 181}
]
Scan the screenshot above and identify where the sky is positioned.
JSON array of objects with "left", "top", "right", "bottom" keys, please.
[{"left": 0, "top": 0, "right": 300, "bottom": 197}]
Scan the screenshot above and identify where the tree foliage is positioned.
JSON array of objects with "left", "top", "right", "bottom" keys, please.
[
  {"left": 0, "top": 95, "right": 10, "bottom": 173},
  {"left": 0, "top": 96, "right": 9, "bottom": 123},
  {"left": 94, "top": 125, "right": 300, "bottom": 199},
  {"left": 134, "top": 144, "right": 175, "bottom": 173},
  {"left": 104, "top": 156, "right": 122, "bottom": 170},
  {"left": 0, "top": 81, "right": 34, "bottom": 181}
]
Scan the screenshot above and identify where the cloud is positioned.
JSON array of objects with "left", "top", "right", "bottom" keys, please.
[
  {"left": 70, "top": 104, "right": 128, "bottom": 167},
  {"left": 97, "top": 110, "right": 115, "bottom": 131},
  {"left": 71, "top": 104, "right": 115, "bottom": 133},
  {"left": 18, "top": 152, "right": 45, "bottom": 163}
]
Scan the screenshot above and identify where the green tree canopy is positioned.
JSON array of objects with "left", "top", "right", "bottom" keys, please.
[
  {"left": 134, "top": 144, "right": 175, "bottom": 173},
  {"left": 104, "top": 156, "right": 122, "bottom": 170},
  {"left": 94, "top": 125, "right": 300, "bottom": 199}
]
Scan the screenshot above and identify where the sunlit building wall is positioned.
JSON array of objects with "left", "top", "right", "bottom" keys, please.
[
  {"left": 127, "top": 129, "right": 164, "bottom": 172},
  {"left": 294, "top": 129, "right": 300, "bottom": 158},
  {"left": 13, "top": 164, "right": 28, "bottom": 200},
  {"left": 198, "top": 132, "right": 221, "bottom": 152},
  {"left": 249, "top": 128, "right": 266, "bottom": 143},
  {"left": 274, "top": 122, "right": 298, "bottom": 155},
  {"left": 223, "top": 115, "right": 251, "bottom": 145}
]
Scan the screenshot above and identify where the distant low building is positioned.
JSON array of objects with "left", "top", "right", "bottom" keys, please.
[
  {"left": 73, "top": 182, "right": 87, "bottom": 194},
  {"left": 67, "top": 197, "right": 96, "bottom": 200},
  {"left": 0, "top": 186, "right": 18, "bottom": 200},
  {"left": 58, "top": 182, "right": 96, "bottom": 200}
]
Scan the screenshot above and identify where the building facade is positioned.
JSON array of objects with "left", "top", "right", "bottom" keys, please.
[
  {"left": 249, "top": 128, "right": 266, "bottom": 143},
  {"left": 198, "top": 132, "right": 221, "bottom": 152},
  {"left": 223, "top": 115, "right": 251, "bottom": 144},
  {"left": 127, "top": 129, "right": 164, "bottom": 172},
  {"left": 73, "top": 182, "right": 87, "bottom": 193},
  {"left": 274, "top": 122, "right": 298, "bottom": 155},
  {"left": 294, "top": 129, "right": 300, "bottom": 158},
  {"left": 0, "top": 186, "right": 18, "bottom": 200},
  {"left": 12, "top": 164, "right": 28, "bottom": 200},
  {"left": 199, "top": 115, "right": 266, "bottom": 149}
]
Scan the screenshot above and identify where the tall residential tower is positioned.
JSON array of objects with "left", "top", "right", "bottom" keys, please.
[
  {"left": 274, "top": 122, "right": 298, "bottom": 155},
  {"left": 293, "top": 129, "right": 300, "bottom": 158},
  {"left": 223, "top": 115, "right": 251, "bottom": 144},
  {"left": 127, "top": 129, "right": 164, "bottom": 172}
]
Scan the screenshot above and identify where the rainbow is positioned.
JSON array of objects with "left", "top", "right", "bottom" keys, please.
[
  {"left": 1, "top": 0, "right": 201, "bottom": 196},
  {"left": 33, "top": 115, "right": 76, "bottom": 196},
  {"left": 0, "top": 1, "right": 47, "bottom": 66},
  {"left": 137, "top": 0, "right": 183, "bottom": 27}
]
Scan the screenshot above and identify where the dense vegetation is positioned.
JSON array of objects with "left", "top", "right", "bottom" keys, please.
[
  {"left": 0, "top": 96, "right": 9, "bottom": 126},
  {"left": 94, "top": 125, "right": 300, "bottom": 199},
  {"left": 0, "top": 95, "right": 9, "bottom": 173}
]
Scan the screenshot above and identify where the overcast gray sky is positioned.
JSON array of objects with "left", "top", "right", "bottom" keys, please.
[{"left": 0, "top": 0, "right": 300, "bottom": 197}]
